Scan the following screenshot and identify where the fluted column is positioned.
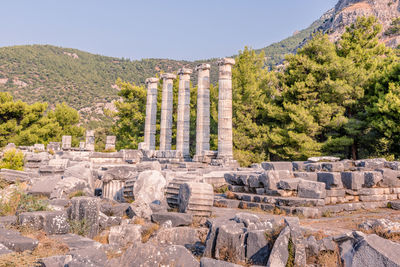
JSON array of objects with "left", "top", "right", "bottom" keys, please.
[
  {"left": 176, "top": 68, "right": 192, "bottom": 158},
  {"left": 160, "top": 73, "right": 176, "bottom": 151},
  {"left": 217, "top": 58, "right": 235, "bottom": 159},
  {"left": 195, "top": 64, "right": 211, "bottom": 158},
  {"left": 144, "top": 78, "right": 159, "bottom": 150}
]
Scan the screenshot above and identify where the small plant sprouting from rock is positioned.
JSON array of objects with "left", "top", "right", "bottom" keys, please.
[
  {"left": 69, "top": 218, "right": 90, "bottom": 236},
  {"left": 286, "top": 237, "right": 295, "bottom": 267},
  {"left": 0, "top": 186, "right": 49, "bottom": 216},
  {"left": 141, "top": 223, "right": 159, "bottom": 243}
]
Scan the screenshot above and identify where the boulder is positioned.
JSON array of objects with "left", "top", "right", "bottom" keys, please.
[
  {"left": 64, "top": 162, "right": 94, "bottom": 189},
  {"left": 364, "top": 171, "right": 383, "bottom": 188},
  {"left": 151, "top": 212, "right": 193, "bottom": 227},
  {"left": 67, "top": 197, "right": 100, "bottom": 238},
  {"left": 126, "top": 201, "right": 152, "bottom": 220},
  {"left": 50, "top": 176, "right": 92, "bottom": 199},
  {"left": 266, "top": 226, "right": 290, "bottom": 267},
  {"left": 259, "top": 171, "right": 280, "bottom": 190},
  {"left": 349, "top": 232, "right": 400, "bottom": 267},
  {"left": 108, "top": 224, "right": 142, "bottom": 247},
  {"left": 0, "top": 228, "right": 38, "bottom": 252},
  {"left": 29, "top": 175, "right": 62, "bottom": 197},
  {"left": 277, "top": 179, "right": 300, "bottom": 190},
  {"left": 99, "top": 212, "right": 121, "bottom": 230},
  {"left": 133, "top": 170, "right": 166, "bottom": 204},
  {"left": 297, "top": 180, "right": 326, "bottom": 199},
  {"left": 246, "top": 230, "right": 270, "bottom": 265},
  {"left": 153, "top": 227, "right": 202, "bottom": 246},
  {"left": 18, "top": 211, "right": 69, "bottom": 235},
  {"left": 214, "top": 223, "right": 246, "bottom": 263}
]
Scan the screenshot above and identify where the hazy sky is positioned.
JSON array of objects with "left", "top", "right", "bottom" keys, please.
[{"left": 1, "top": 0, "right": 338, "bottom": 60}]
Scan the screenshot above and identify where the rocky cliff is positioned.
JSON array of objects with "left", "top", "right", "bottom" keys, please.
[{"left": 320, "top": 0, "right": 400, "bottom": 47}]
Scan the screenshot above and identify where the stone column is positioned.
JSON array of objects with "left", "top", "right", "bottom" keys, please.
[
  {"left": 176, "top": 68, "right": 192, "bottom": 158},
  {"left": 62, "top": 136, "right": 71, "bottom": 150},
  {"left": 143, "top": 78, "right": 159, "bottom": 150},
  {"left": 195, "top": 64, "right": 211, "bottom": 158},
  {"left": 159, "top": 73, "right": 176, "bottom": 151},
  {"left": 217, "top": 58, "right": 235, "bottom": 160},
  {"left": 105, "top": 136, "right": 116, "bottom": 151},
  {"left": 85, "top": 130, "right": 95, "bottom": 151}
]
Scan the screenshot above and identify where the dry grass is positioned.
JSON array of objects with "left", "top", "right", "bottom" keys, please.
[
  {"left": 0, "top": 230, "right": 69, "bottom": 267},
  {"left": 214, "top": 201, "right": 228, "bottom": 208},
  {"left": 225, "top": 191, "right": 236, "bottom": 200},
  {"left": 93, "top": 230, "right": 109, "bottom": 244},
  {"left": 141, "top": 223, "right": 159, "bottom": 243},
  {"left": 308, "top": 250, "right": 341, "bottom": 267},
  {"left": 273, "top": 206, "right": 287, "bottom": 216},
  {"left": 304, "top": 230, "right": 330, "bottom": 241},
  {"left": 214, "top": 185, "right": 229, "bottom": 194},
  {"left": 359, "top": 225, "right": 400, "bottom": 242},
  {"left": 68, "top": 190, "right": 86, "bottom": 199},
  {"left": 133, "top": 217, "right": 146, "bottom": 226},
  {"left": 265, "top": 224, "right": 285, "bottom": 247}
]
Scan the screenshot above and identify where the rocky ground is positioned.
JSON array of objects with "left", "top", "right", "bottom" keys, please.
[{"left": 0, "top": 149, "right": 400, "bottom": 266}]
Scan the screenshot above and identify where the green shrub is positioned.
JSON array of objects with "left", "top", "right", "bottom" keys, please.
[
  {"left": 0, "top": 149, "right": 24, "bottom": 171},
  {"left": 68, "top": 190, "right": 86, "bottom": 199},
  {"left": 0, "top": 187, "right": 49, "bottom": 216},
  {"left": 69, "top": 219, "right": 89, "bottom": 236}
]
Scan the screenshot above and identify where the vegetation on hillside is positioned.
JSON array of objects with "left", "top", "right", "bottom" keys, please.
[
  {"left": 113, "top": 16, "right": 400, "bottom": 166},
  {"left": 0, "top": 92, "right": 84, "bottom": 147}
]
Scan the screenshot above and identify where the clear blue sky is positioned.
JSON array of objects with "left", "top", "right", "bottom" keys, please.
[{"left": 1, "top": 0, "right": 337, "bottom": 60}]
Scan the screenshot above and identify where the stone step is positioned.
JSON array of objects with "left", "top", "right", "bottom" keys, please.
[{"left": 232, "top": 192, "right": 325, "bottom": 207}]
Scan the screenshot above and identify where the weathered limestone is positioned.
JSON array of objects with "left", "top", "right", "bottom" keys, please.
[
  {"left": 105, "top": 135, "right": 116, "bottom": 150},
  {"left": 176, "top": 68, "right": 192, "bottom": 158},
  {"left": 160, "top": 73, "right": 176, "bottom": 151},
  {"left": 195, "top": 64, "right": 211, "bottom": 158},
  {"left": 102, "top": 180, "right": 125, "bottom": 202},
  {"left": 62, "top": 135, "right": 72, "bottom": 150},
  {"left": 67, "top": 197, "right": 100, "bottom": 238},
  {"left": 143, "top": 77, "right": 159, "bottom": 150},
  {"left": 217, "top": 58, "right": 235, "bottom": 160},
  {"left": 85, "top": 130, "right": 95, "bottom": 151},
  {"left": 178, "top": 182, "right": 214, "bottom": 216}
]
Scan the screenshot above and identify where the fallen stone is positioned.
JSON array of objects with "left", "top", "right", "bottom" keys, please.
[
  {"left": 266, "top": 226, "right": 290, "bottom": 267},
  {"left": 321, "top": 162, "right": 344, "bottom": 172},
  {"left": 151, "top": 212, "right": 193, "bottom": 227},
  {"left": 376, "top": 168, "right": 400, "bottom": 187},
  {"left": 349, "top": 232, "right": 400, "bottom": 267},
  {"left": 178, "top": 182, "right": 214, "bottom": 217},
  {"left": 50, "top": 176, "right": 92, "bottom": 199},
  {"left": 67, "top": 197, "right": 100, "bottom": 238},
  {"left": 108, "top": 224, "right": 142, "bottom": 247},
  {"left": 64, "top": 162, "right": 94, "bottom": 189},
  {"left": 126, "top": 201, "right": 152, "bottom": 220},
  {"left": 297, "top": 180, "right": 326, "bottom": 199},
  {"left": 214, "top": 223, "right": 246, "bottom": 263},
  {"left": 153, "top": 227, "right": 202, "bottom": 246},
  {"left": 118, "top": 243, "right": 199, "bottom": 267},
  {"left": 134, "top": 170, "right": 167, "bottom": 204},
  {"left": 0, "top": 228, "right": 38, "bottom": 252},
  {"left": 29, "top": 176, "right": 62, "bottom": 197},
  {"left": 246, "top": 230, "right": 270, "bottom": 265},
  {"left": 18, "top": 211, "right": 69, "bottom": 235}
]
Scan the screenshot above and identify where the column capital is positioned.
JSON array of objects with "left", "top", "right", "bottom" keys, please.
[
  {"left": 195, "top": 63, "right": 211, "bottom": 71},
  {"left": 145, "top": 77, "right": 159, "bottom": 84},
  {"left": 178, "top": 68, "right": 193, "bottom": 75},
  {"left": 218, "top": 58, "right": 235, "bottom": 66},
  {"left": 161, "top": 73, "right": 177, "bottom": 80}
]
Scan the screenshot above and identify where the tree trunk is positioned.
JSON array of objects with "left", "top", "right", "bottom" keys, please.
[{"left": 351, "top": 143, "right": 357, "bottom": 160}]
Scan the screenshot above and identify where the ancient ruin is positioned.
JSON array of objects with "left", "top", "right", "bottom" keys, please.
[{"left": 1, "top": 58, "right": 400, "bottom": 267}]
